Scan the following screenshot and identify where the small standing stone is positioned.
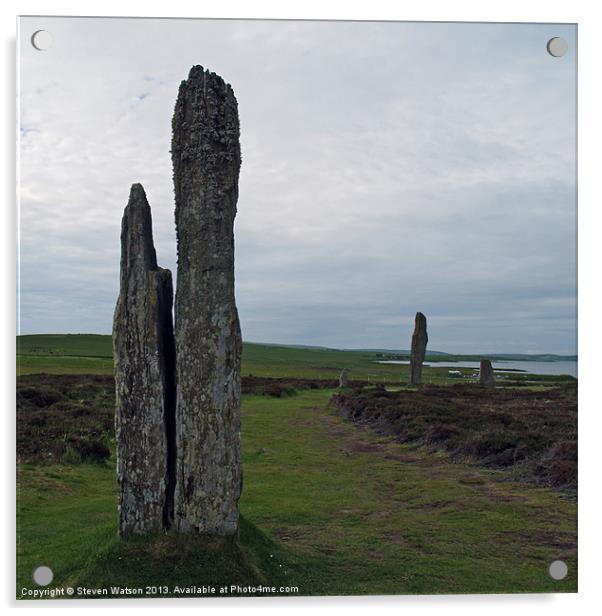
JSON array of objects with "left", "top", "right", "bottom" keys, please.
[
  {"left": 410, "top": 312, "right": 428, "bottom": 385},
  {"left": 339, "top": 369, "right": 349, "bottom": 388},
  {"left": 479, "top": 359, "right": 495, "bottom": 387},
  {"left": 113, "top": 183, "right": 176, "bottom": 536}
]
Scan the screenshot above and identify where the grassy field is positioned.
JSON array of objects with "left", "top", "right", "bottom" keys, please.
[
  {"left": 16, "top": 335, "right": 577, "bottom": 598},
  {"left": 16, "top": 334, "right": 413, "bottom": 381},
  {"left": 17, "top": 334, "right": 575, "bottom": 386}
]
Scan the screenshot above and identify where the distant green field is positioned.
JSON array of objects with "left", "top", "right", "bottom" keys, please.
[
  {"left": 15, "top": 334, "right": 422, "bottom": 381},
  {"left": 16, "top": 334, "right": 575, "bottom": 386},
  {"left": 17, "top": 334, "right": 113, "bottom": 358}
]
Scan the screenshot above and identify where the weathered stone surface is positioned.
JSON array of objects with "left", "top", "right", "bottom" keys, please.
[
  {"left": 339, "top": 369, "right": 349, "bottom": 388},
  {"left": 410, "top": 312, "right": 428, "bottom": 385},
  {"left": 172, "top": 66, "right": 243, "bottom": 535},
  {"left": 479, "top": 359, "right": 495, "bottom": 387},
  {"left": 113, "top": 183, "right": 176, "bottom": 536}
]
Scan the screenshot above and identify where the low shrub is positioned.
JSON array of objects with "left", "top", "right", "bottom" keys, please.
[{"left": 332, "top": 383, "right": 577, "bottom": 493}]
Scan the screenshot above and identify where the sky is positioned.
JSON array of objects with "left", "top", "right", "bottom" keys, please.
[{"left": 18, "top": 17, "right": 577, "bottom": 354}]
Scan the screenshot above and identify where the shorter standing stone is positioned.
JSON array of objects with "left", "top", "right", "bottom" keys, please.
[
  {"left": 410, "top": 312, "right": 428, "bottom": 385},
  {"left": 479, "top": 359, "right": 495, "bottom": 387},
  {"left": 113, "top": 183, "right": 176, "bottom": 536},
  {"left": 339, "top": 369, "right": 349, "bottom": 388}
]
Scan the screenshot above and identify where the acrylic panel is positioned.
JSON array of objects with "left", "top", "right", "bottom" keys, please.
[{"left": 17, "top": 16, "right": 577, "bottom": 599}]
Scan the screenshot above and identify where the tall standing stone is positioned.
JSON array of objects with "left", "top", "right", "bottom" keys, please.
[
  {"left": 479, "top": 359, "right": 496, "bottom": 387},
  {"left": 410, "top": 312, "right": 428, "bottom": 385},
  {"left": 339, "top": 369, "right": 349, "bottom": 388},
  {"left": 172, "top": 66, "right": 243, "bottom": 535},
  {"left": 113, "top": 183, "right": 176, "bottom": 536}
]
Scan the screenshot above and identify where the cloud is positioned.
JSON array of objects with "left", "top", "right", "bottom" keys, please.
[{"left": 17, "top": 17, "right": 576, "bottom": 353}]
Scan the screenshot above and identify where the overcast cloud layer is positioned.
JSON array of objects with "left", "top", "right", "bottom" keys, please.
[{"left": 18, "top": 18, "right": 576, "bottom": 353}]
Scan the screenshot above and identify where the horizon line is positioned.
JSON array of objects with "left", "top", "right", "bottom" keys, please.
[{"left": 15, "top": 332, "right": 578, "bottom": 357}]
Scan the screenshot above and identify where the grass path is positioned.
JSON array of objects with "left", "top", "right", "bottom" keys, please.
[
  {"left": 242, "top": 390, "right": 577, "bottom": 594},
  {"left": 17, "top": 390, "right": 577, "bottom": 597}
]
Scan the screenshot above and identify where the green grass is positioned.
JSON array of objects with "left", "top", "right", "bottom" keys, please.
[
  {"left": 17, "top": 389, "right": 577, "bottom": 597},
  {"left": 17, "top": 334, "right": 113, "bottom": 358},
  {"left": 16, "top": 334, "right": 577, "bottom": 597},
  {"left": 17, "top": 462, "right": 117, "bottom": 593},
  {"left": 16, "top": 334, "right": 408, "bottom": 380},
  {"left": 16, "top": 335, "right": 575, "bottom": 386}
]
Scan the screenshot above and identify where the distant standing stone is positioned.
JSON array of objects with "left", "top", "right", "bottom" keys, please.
[
  {"left": 113, "top": 184, "right": 176, "bottom": 536},
  {"left": 339, "top": 369, "right": 349, "bottom": 388},
  {"left": 410, "top": 312, "right": 428, "bottom": 385},
  {"left": 172, "top": 66, "right": 243, "bottom": 535},
  {"left": 479, "top": 359, "right": 495, "bottom": 387}
]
